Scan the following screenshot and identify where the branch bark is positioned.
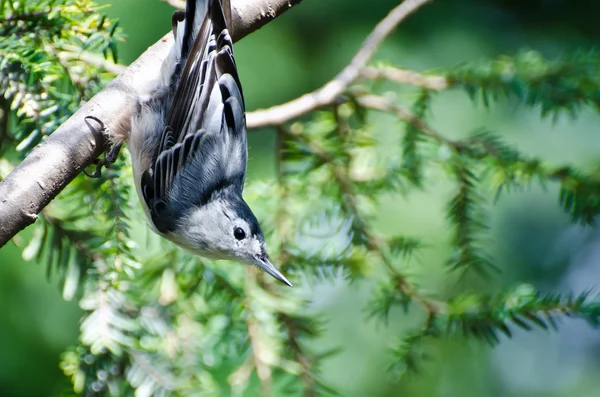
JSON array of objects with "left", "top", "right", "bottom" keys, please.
[
  {"left": 0, "top": 0, "right": 303, "bottom": 247},
  {"left": 359, "top": 66, "right": 448, "bottom": 90},
  {"left": 163, "top": 0, "right": 186, "bottom": 10}
]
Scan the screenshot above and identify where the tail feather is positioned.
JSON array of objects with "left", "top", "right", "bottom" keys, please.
[
  {"left": 222, "top": 0, "right": 232, "bottom": 32},
  {"left": 178, "top": 0, "right": 231, "bottom": 61},
  {"left": 182, "top": 0, "right": 209, "bottom": 59}
]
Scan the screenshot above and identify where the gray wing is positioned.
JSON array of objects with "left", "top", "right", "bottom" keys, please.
[{"left": 141, "top": 0, "right": 246, "bottom": 233}]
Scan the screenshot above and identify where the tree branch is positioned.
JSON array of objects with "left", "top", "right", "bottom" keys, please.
[
  {"left": 162, "top": 0, "right": 185, "bottom": 10},
  {"left": 164, "top": 0, "right": 305, "bottom": 40},
  {"left": 0, "top": 0, "right": 303, "bottom": 247},
  {"left": 246, "top": 0, "right": 433, "bottom": 128},
  {"left": 359, "top": 66, "right": 448, "bottom": 90}
]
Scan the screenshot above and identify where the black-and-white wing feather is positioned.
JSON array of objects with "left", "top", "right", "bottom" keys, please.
[{"left": 141, "top": 0, "right": 247, "bottom": 233}]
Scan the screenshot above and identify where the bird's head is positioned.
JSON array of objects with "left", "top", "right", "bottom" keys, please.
[{"left": 170, "top": 193, "right": 292, "bottom": 287}]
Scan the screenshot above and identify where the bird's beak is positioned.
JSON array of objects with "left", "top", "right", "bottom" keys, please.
[{"left": 254, "top": 256, "right": 293, "bottom": 287}]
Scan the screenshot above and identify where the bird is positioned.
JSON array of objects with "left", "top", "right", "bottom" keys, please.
[{"left": 123, "top": 0, "right": 292, "bottom": 286}]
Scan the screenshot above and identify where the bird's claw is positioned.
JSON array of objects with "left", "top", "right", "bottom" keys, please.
[{"left": 83, "top": 115, "right": 123, "bottom": 178}]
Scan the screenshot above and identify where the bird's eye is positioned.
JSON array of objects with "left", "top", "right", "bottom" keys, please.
[{"left": 233, "top": 227, "right": 246, "bottom": 240}]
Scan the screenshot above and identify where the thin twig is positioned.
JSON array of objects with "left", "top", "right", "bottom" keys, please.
[
  {"left": 246, "top": 0, "right": 433, "bottom": 128},
  {"left": 360, "top": 66, "right": 448, "bottom": 90},
  {"left": 355, "top": 94, "right": 450, "bottom": 144}
]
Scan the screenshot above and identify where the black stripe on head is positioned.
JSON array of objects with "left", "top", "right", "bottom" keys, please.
[{"left": 227, "top": 194, "right": 262, "bottom": 238}]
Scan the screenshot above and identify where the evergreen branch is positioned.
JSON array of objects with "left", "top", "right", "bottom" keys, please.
[
  {"left": 36, "top": 211, "right": 96, "bottom": 262},
  {"left": 367, "top": 279, "right": 412, "bottom": 323},
  {"left": 445, "top": 286, "right": 600, "bottom": 345},
  {"left": 401, "top": 90, "right": 431, "bottom": 186},
  {"left": 388, "top": 288, "right": 600, "bottom": 374},
  {"left": 0, "top": 99, "right": 11, "bottom": 155},
  {"left": 388, "top": 235, "right": 424, "bottom": 260},
  {"left": 236, "top": 274, "right": 327, "bottom": 396},
  {"left": 61, "top": 347, "right": 127, "bottom": 395},
  {"left": 20, "top": 191, "right": 105, "bottom": 298},
  {"left": 388, "top": 331, "right": 430, "bottom": 376},
  {"left": 127, "top": 351, "right": 176, "bottom": 395},
  {"left": 0, "top": 1, "right": 122, "bottom": 155},
  {"left": 445, "top": 162, "right": 494, "bottom": 274},
  {"left": 248, "top": 312, "right": 273, "bottom": 397},
  {"left": 0, "top": 1, "right": 109, "bottom": 39},
  {"left": 453, "top": 134, "right": 600, "bottom": 223},
  {"left": 246, "top": 0, "right": 433, "bottom": 128},
  {"left": 37, "top": 212, "right": 94, "bottom": 295},
  {"left": 80, "top": 285, "right": 137, "bottom": 356},
  {"left": 264, "top": 279, "right": 332, "bottom": 396},
  {"left": 555, "top": 168, "right": 600, "bottom": 224},
  {"left": 460, "top": 133, "right": 600, "bottom": 223},
  {"left": 55, "top": 158, "right": 143, "bottom": 393},
  {"left": 290, "top": 129, "right": 442, "bottom": 314},
  {"left": 448, "top": 50, "right": 600, "bottom": 117},
  {"left": 281, "top": 314, "right": 317, "bottom": 397},
  {"left": 57, "top": 44, "right": 126, "bottom": 75},
  {"left": 260, "top": 141, "right": 332, "bottom": 395},
  {"left": 0, "top": 0, "right": 305, "bottom": 247},
  {"left": 354, "top": 94, "right": 445, "bottom": 142},
  {"left": 275, "top": 131, "right": 337, "bottom": 396},
  {"left": 44, "top": 43, "right": 99, "bottom": 96},
  {"left": 356, "top": 94, "right": 600, "bottom": 224},
  {"left": 276, "top": 126, "right": 293, "bottom": 268},
  {"left": 0, "top": 6, "right": 94, "bottom": 24},
  {"left": 387, "top": 309, "right": 439, "bottom": 377},
  {"left": 231, "top": 268, "right": 275, "bottom": 397}
]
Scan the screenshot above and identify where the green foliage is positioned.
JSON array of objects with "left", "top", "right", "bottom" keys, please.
[
  {"left": 0, "top": 0, "right": 123, "bottom": 153},
  {"left": 4, "top": 2, "right": 600, "bottom": 396},
  {"left": 448, "top": 50, "right": 600, "bottom": 118},
  {"left": 388, "top": 331, "right": 431, "bottom": 376},
  {"left": 401, "top": 90, "right": 430, "bottom": 187},
  {"left": 445, "top": 161, "right": 494, "bottom": 275},
  {"left": 558, "top": 167, "right": 600, "bottom": 224},
  {"left": 367, "top": 277, "right": 412, "bottom": 323},
  {"left": 443, "top": 284, "right": 600, "bottom": 345}
]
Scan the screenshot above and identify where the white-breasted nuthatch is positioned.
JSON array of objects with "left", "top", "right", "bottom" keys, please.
[{"left": 117, "top": 0, "right": 291, "bottom": 286}]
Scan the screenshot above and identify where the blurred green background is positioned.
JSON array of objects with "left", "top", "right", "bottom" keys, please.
[{"left": 3, "top": 0, "right": 600, "bottom": 396}]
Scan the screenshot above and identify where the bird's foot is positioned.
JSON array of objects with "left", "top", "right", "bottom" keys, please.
[{"left": 83, "top": 115, "right": 123, "bottom": 178}]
